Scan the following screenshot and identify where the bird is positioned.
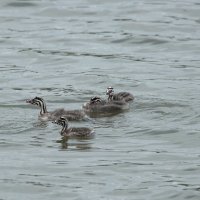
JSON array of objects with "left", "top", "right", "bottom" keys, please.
[
  {"left": 53, "top": 116, "right": 95, "bottom": 138},
  {"left": 82, "top": 96, "right": 129, "bottom": 116},
  {"left": 106, "top": 86, "right": 134, "bottom": 102},
  {"left": 26, "top": 96, "right": 86, "bottom": 121}
]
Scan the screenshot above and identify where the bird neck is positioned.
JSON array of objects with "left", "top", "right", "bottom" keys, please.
[
  {"left": 108, "top": 93, "right": 114, "bottom": 101},
  {"left": 61, "top": 121, "right": 69, "bottom": 135},
  {"left": 39, "top": 101, "right": 47, "bottom": 115}
]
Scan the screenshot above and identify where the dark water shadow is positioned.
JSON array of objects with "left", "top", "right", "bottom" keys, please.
[
  {"left": 5, "top": 2, "right": 37, "bottom": 7},
  {"left": 19, "top": 48, "right": 147, "bottom": 62}
]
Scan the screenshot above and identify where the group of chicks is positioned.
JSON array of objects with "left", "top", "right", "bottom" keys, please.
[{"left": 26, "top": 87, "right": 134, "bottom": 140}]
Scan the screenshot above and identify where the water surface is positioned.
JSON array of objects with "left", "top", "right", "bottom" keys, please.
[{"left": 0, "top": 0, "right": 200, "bottom": 199}]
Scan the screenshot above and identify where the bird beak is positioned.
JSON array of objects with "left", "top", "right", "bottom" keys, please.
[{"left": 26, "top": 99, "right": 33, "bottom": 104}]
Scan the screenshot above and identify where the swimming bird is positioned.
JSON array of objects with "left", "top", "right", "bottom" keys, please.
[
  {"left": 26, "top": 97, "right": 86, "bottom": 121},
  {"left": 53, "top": 116, "right": 95, "bottom": 138},
  {"left": 106, "top": 86, "right": 134, "bottom": 102},
  {"left": 82, "top": 96, "right": 129, "bottom": 116}
]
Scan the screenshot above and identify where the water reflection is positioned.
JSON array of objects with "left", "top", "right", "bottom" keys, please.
[{"left": 56, "top": 137, "right": 93, "bottom": 150}]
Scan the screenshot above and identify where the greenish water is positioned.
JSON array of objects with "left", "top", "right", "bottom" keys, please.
[{"left": 0, "top": 0, "right": 200, "bottom": 199}]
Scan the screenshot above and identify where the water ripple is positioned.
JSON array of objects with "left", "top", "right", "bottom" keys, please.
[{"left": 5, "top": 2, "right": 37, "bottom": 7}]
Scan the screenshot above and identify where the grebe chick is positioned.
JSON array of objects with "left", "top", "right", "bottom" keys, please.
[
  {"left": 106, "top": 86, "right": 134, "bottom": 102},
  {"left": 26, "top": 97, "right": 86, "bottom": 121},
  {"left": 82, "top": 96, "right": 129, "bottom": 116},
  {"left": 53, "top": 117, "right": 95, "bottom": 138}
]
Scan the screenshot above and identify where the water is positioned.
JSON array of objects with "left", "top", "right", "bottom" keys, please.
[{"left": 0, "top": 0, "right": 200, "bottom": 199}]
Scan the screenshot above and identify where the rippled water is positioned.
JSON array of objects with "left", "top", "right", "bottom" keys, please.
[{"left": 1, "top": 0, "right": 200, "bottom": 199}]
